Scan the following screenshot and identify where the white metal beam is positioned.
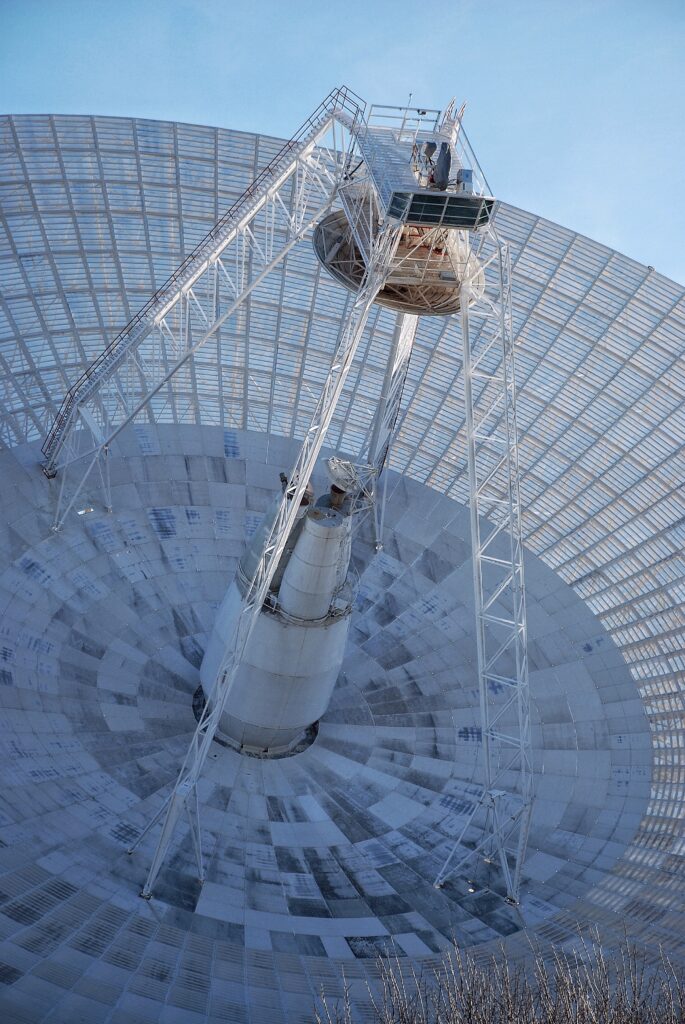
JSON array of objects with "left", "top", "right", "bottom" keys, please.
[
  {"left": 41, "top": 88, "right": 533, "bottom": 905},
  {"left": 434, "top": 237, "right": 533, "bottom": 904},
  {"left": 41, "top": 86, "right": 365, "bottom": 478}
]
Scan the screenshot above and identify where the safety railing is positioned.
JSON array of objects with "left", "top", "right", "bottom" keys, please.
[{"left": 42, "top": 85, "right": 365, "bottom": 464}]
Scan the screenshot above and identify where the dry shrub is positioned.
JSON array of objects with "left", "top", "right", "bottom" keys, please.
[{"left": 315, "top": 937, "right": 685, "bottom": 1024}]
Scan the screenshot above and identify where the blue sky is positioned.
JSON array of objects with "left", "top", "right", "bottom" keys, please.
[{"left": 2, "top": 0, "right": 684, "bottom": 282}]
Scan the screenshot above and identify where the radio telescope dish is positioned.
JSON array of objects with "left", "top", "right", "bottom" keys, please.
[{"left": 0, "top": 96, "right": 682, "bottom": 1022}]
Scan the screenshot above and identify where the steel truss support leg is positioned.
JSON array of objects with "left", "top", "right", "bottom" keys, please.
[
  {"left": 95, "top": 445, "right": 112, "bottom": 513},
  {"left": 434, "top": 241, "right": 533, "bottom": 904},
  {"left": 136, "top": 224, "right": 403, "bottom": 899},
  {"left": 50, "top": 441, "right": 113, "bottom": 531},
  {"left": 44, "top": 192, "right": 335, "bottom": 526},
  {"left": 41, "top": 103, "right": 366, "bottom": 527},
  {"left": 42, "top": 87, "right": 366, "bottom": 477},
  {"left": 366, "top": 312, "right": 418, "bottom": 551}
]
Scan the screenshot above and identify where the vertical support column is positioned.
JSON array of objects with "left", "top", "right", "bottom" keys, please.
[
  {"left": 366, "top": 312, "right": 418, "bottom": 550},
  {"left": 434, "top": 239, "right": 533, "bottom": 904},
  {"left": 367, "top": 312, "right": 418, "bottom": 474}
]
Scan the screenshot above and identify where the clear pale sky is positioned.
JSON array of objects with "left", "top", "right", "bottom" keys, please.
[{"left": 2, "top": 0, "right": 684, "bottom": 283}]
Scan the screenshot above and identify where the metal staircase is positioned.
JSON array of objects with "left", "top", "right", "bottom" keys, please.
[{"left": 41, "top": 86, "right": 365, "bottom": 480}]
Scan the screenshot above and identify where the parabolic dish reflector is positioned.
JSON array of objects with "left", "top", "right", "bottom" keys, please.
[{"left": 0, "top": 113, "right": 683, "bottom": 1021}]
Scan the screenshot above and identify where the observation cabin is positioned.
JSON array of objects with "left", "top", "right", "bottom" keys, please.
[{"left": 314, "top": 102, "right": 494, "bottom": 315}]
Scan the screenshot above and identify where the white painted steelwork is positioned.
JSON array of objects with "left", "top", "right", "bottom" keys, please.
[
  {"left": 40, "top": 86, "right": 366, "bottom": 524},
  {"left": 133, "top": 221, "right": 404, "bottom": 898},
  {"left": 366, "top": 312, "right": 418, "bottom": 548},
  {"left": 434, "top": 240, "right": 533, "bottom": 902},
  {"left": 39, "top": 90, "right": 532, "bottom": 904},
  {"left": 366, "top": 313, "right": 418, "bottom": 475}
]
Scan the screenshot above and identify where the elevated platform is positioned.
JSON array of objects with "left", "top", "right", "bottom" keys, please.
[{"left": 354, "top": 113, "right": 495, "bottom": 229}]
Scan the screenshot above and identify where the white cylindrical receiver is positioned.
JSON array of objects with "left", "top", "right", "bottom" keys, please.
[{"left": 278, "top": 507, "right": 348, "bottom": 620}]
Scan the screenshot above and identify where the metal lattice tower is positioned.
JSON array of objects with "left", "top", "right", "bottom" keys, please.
[
  {"left": 41, "top": 88, "right": 534, "bottom": 905},
  {"left": 41, "top": 88, "right": 366, "bottom": 497},
  {"left": 434, "top": 242, "right": 533, "bottom": 897}
]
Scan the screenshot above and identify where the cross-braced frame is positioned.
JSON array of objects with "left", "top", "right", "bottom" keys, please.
[
  {"left": 40, "top": 88, "right": 534, "bottom": 905},
  {"left": 41, "top": 87, "right": 366, "bottom": 526},
  {"left": 434, "top": 230, "right": 533, "bottom": 903}
]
